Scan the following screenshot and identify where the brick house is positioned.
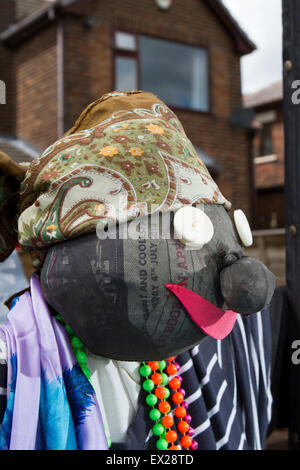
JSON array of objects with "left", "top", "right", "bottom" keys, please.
[
  {"left": 0, "top": 0, "right": 255, "bottom": 215},
  {"left": 244, "top": 80, "right": 284, "bottom": 229}
]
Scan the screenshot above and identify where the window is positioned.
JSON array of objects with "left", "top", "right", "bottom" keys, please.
[
  {"left": 260, "top": 124, "right": 273, "bottom": 156},
  {"left": 115, "top": 57, "right": 138, "bottom": 91},
  {"left": 114, "top": 32, "right": 209, "bottom": 112}
]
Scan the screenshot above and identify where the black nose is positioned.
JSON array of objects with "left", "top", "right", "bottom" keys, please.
[
  {"left": 219, "top": 256, "right": 276, "bottom": 315},
  {"left": 219, "top": 251, "right": 242, "bottom": 269}
]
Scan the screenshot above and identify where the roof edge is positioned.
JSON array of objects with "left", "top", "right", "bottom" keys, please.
[
  {"left": 0, "top": 0, "right": 83, "bottom": 47},
  {"left": 1, "top": 0, "right": 257, "bottom": 54},
  {"left": 204, "top": 0, "right": 256, "bottom": 55},
  {"left": 0, "top": 134, "right": 41, "bottom": 158}
]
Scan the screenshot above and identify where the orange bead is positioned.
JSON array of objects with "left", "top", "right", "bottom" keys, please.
[
  {"left": 175, "top": 406, "right": 187, "bottom": 419},
  {"left": 158, "top": 400, "right": 171, "bottom": 414},
  {"left": 162, "top": 415, "right": 174, "bottom": 428},
  {"left": 155, "top": 386, "right": 167, "bottom": 399},
  {"left": 166, "top": 364, "right": 177, "bottom": 376},
  {"left": 169, "top": 445, "right": 180, "bottom": 450},
  {"left": 151, "top": 372, "right": 163, "bottom": 385},
  {"left": 166, "top": 356, "right": 176, "bottom": 362},
  {"left": 172, "top": 392, "right": 184, "bottom": 404},
  {"left": 169, "top": 377, "right": 181, "bottom": 390},
  {"left": 165, "top": 430, "right": 178, "bottom": 443},
  {"left": 177, "top": 420, "right": 189, "bottom": 433},
  {"left": 180, "top": 435, "right": 192, "bottom": 448},
  {"left": 148, "top": 361, "right": 159, "bottom": 371}
]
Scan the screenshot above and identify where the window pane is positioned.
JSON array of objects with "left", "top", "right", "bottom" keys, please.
[
  {"left": 115, "top": 32, "right": 136, "bottom": 51},
  {"left": 115, "top": 56, "right": 138, "bottom": 91},
  {"left": 139, "top": 36, "right": 209, "bottom": 111},
  {"left": 261, "top": 124, "right": 273, "bottom": 156}
]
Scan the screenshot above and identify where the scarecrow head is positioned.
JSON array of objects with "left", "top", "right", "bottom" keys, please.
[{"left": 0, "top": 91, "right": 275, "bottom": 360}]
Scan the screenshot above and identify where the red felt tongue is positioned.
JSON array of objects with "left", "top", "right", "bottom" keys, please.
[{"left": 165, "top": 284, "right": 237, "bottom": 340}]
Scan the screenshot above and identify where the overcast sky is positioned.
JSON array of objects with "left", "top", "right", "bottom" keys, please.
[{"left": 221, "top": 0, "right": 282, "bottom": 96}]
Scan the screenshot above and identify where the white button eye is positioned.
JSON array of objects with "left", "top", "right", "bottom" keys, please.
[
  {"left": 174, "top": 206, "right": 214, "bottom": 249},
  {"left": 233, "top": 209, "right": 253, "bottom": 247}
]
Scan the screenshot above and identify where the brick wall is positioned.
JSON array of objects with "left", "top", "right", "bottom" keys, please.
[
  {"left": 0, "top": 0, "right": 16, "bottom": 135},
  {"left": 15, "top": 24, "right": 58, "bottom": 151},
  {"left": 251, "top": 102, "right": 285, "bottom": 229},
  {"left": 61, "top": 0, "right": 250, "bottom": 215},
  {"left": 253, "top": 103, "right": 284, "bottom": 189},
  {"left": 3, "top": 0, "right": 251, "bottom": 214}
]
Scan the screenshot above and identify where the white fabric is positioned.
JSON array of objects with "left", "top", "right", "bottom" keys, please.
[{"left": 86, "top": 352, "right": 141, "bottom": 443}]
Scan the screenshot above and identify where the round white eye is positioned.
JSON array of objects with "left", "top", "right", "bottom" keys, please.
[
  {"left": 233, "top": 209, "right": 253, "bottom": 247},
  {"left": 174, "top": 206, "right": 214, "bottom": 249}
]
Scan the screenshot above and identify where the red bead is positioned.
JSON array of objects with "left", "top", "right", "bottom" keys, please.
[
  {"left": 175, "top": 406, "right": 187, "bottom": 419},
  {"left": 169, "top": 445, "right": 180, "bottom": 450},
  {"left": 158, "top": 400, "right": 171, "bottom": 414},
  {"left": 162, "top": 415, "right": 174, "bottom": 428},
  {"left": 180, "top": 435, "right": 193, "bottom": 448},
  {"left": 155, "top": 386, "right": 167, "bottom": 399},
  {"left": 166, "top": 363, "right": 177, "bottom": 376},
  {"left": 172, "top": 392, "right": 184, "bottom": 404},
  {"left": 151, "top": 372, "right": 163, "bottom": 385},
  {"left": 165, "top": 430, "right": 178, "bottom": 443},
  {"left": 148, "top": 361, "right": 159, "bottom": 371},
  {"left": 169, "top": 377, "right": 181, "bottom": 390},
  {"left": 177, "top": 420, "right": 190, "bottom": 433},
  {"left": 166, "top": 356, "right": 176, "bottom": 362}
]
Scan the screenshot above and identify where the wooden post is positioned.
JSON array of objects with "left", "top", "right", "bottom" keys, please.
[{"left": 282, "top": 0, "right": 300, "bottom": 449}]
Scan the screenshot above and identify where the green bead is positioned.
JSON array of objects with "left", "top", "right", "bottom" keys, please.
[
  {"left": 149, "top": 408, "right": 161, "bottom": 421},
  {"left": 152, "top": 423, "right": 164, "bottom": 436},
  {"left": 163, "top": 387, "right": 170, "bottom": 399},
  {"left": 158, "top": 360, "right": 167, "bottom": 371},
  {"left": 71, "top": 336, "right": 83, "bottom": 349},
  {"left": 76, "top": 350, "right": 87, "bottom": 364},
  {"left": 81, "top": 365, "right": 91, "bottom": 380},
  {"left": 55, "top": 314, "right": 63, "bottom": 323},
  {"left": 161, "top": 373, "right": 169, "bottom": 385},
  {"left": 156, "top": 438, "right": 169, "bottom": 450},
  {"left": 145, "top": 393, "right": 158, "bottom": 407},
  {"left": 142, "top": 379, "right": 154, "bottom": 392},
  {"left": 139, "top": 364, "right": 151, "bottom": 377},
  {"left": 107, "top": 438, "right": 111, "bottom": 448},
  {"left": 65, "top": 325, "right": 73, "bottom": 335}
]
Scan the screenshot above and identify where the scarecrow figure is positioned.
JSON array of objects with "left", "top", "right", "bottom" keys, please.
[{"left": 0, "top": 91, "right": 275, "bottom": 450}]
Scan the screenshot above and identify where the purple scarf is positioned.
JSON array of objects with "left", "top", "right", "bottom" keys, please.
[{"left": 0, "top": 275, "right": 108, "bottom": 450}]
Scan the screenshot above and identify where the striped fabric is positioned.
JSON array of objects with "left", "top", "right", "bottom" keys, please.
[
  {"left": 0, "top": 309, "right": 272, "bottom": 450},
  {"left": 116, "top": 309, "right": 272, "bottom": 450},
  {"left": 0, "top": 339, "right": 7, "bottom": 426}
]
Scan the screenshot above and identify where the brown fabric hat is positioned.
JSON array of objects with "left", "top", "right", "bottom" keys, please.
[{"left": 0, "top": 91, "right": 230, "bottom": 262}]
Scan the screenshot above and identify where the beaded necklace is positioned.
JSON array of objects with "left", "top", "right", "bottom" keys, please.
[
  {"left": 55, "top": 314, "right": 197, "bottom": 451},
  {"left": 139, "top": 358, "right": 198, "bottom": 450}
]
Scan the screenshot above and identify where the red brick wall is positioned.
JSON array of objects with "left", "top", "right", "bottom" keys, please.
[
  {"left": 0, "top": 0, "right": 16, "bottom": 135},
  {"left": 2, "top": 0, "right": 250, "bottom": 214},
  {"left": 253, "top": 103, "right": 284, "bottom": 189},
  {"left": 61, "top": 0, "right": 250, "bottom": 215},
  {"left": 14, "top": 24, "right": 58, "bottom": 151},
  {"left": 251, "top": 102, "right": 285, "bottom": 229}
]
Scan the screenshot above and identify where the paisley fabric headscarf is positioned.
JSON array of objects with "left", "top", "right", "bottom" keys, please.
[{"left": 0, "top": 91, "right": 230, "bottom": 262}]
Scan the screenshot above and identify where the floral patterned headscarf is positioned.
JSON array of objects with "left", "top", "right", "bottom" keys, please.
[{"left": 0, "top": 91, "right": 230, "bottom": 262}]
